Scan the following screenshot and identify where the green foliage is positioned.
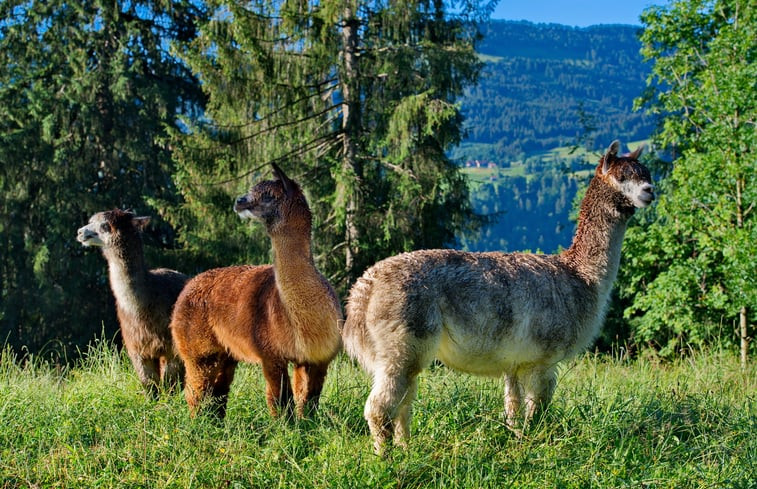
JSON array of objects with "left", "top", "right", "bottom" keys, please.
[
  {"left": 0, "top": 0, "right": 205, "bottom": 355},
  {"left": 3, "top": 0, "right": 751, "bottom": 363},
  {"left": 1, "top": 343, "right": 754, "bottom": 487},
  {"left": 163, "top": 0, "right": 342, "bottom": 274},
  {"left": 619, "top": 0, "right": 756, "bottom": 355},
  {"left": 166, "top": 0, "right": 488, "bottom": 290}
]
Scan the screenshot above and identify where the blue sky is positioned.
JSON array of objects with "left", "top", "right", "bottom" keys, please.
[{"left": 491, "top": 0, "right": 668, "bottom": 27}]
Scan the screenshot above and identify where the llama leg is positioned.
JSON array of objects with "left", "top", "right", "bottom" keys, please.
[
  {"left": 182, "top": 357, "right": 205, "bottom": 415},
  {"left": 504, "top": 372, "right": 523, "bottom": 434},
  {"left": 522, "top": 366, "right": 557, "bottom": 428},
  {"left": 364, "top": 321, "right": 438, "bottom": 454},
  {"left": 160, "top": 353, "right": 185, "bottom": 393},
  {"left": 128, "top": 351, "right": 161, "bottom": 399},
  {"left": 292, "top": 362, "right": 329, "bottom": 418},
  {"left": 182, "top": 353, "right": 237, "bottom": 419},
  {"left": 207, "top": 355, "right": 238, "bottom": 419},
  {"left": 364, "top": 369, "right": 413, "bottom": 455},
  {"left": 261, "top": 360, "right": 294, "bottom": 417},
  {"left": 392, "top": 375, "right": 419, "bottom": 448}
]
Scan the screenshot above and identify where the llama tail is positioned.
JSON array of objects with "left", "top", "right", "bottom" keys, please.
[{"left": 342, "top": 272, "right": 378, "bottom": 374}]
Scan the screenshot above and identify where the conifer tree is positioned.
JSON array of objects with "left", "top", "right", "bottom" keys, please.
[
  {"left": 0, "top": 0, "right": 204, "bottom": 355},
  {"left": 168, "top": 0, "right": 492, "bottom": 289}
]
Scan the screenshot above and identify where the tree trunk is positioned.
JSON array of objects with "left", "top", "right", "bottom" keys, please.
[
  {"left": 340, "top": 4, "right": 361, "bottom": 282},
  {"left": 740, "top": 306, "right": 749, "bottom": 369},
  {"left": 735, "top": 178, "right": 748, "bottom": 369}
]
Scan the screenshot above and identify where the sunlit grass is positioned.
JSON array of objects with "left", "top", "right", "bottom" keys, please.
[{"left": 1, "top": 341, "right": 754, "bottom": 488}]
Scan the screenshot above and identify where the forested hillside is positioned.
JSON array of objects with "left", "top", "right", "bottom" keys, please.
[
  {"left": 455, "top": 20, "right": 656, "bottom": 252},
  {"left": 460, "top": 20, "right": 654, "bottom": 159},
  {"left": 458, "top": 146, "right": 600, "bottom": 253}
]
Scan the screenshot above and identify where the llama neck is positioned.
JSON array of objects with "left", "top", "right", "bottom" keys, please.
[
  {"left": 270, "top": 231, "right": 323, "bottom": 305},
  {"left": 103, "top": 240, "right": 147, "bottom": 315},
  {"left": 561, "top": 179, "right": 633, "bottom": 298},
  {"left": 269, "top": 222, "right": 341, "bottom": 364}
]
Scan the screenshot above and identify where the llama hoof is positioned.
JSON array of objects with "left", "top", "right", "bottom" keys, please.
[
  {"left": 506, "top": 424, "right": 524, "bottom": 439},
  {"left": 393, "top": 439, "right": 409, "bottom": 451},
  {"left": 373, "top": 441, "right": 390, "bottom": 458}
]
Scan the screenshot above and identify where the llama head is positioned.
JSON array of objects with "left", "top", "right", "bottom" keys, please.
[
  {"left": 597, "top": 140, "right": 655, "bottom": 209},
  {"left": 233, "top": 163, "right": 312, "bottom": 233},
  {"left": 77, "top": 209, "right": 149, "bottom": 248}
]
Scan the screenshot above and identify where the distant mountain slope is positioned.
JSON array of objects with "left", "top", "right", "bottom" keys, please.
[
  {"left": 457, "top": 20, "right": 655, "bottom": 162},
  {"left": 454, "top": 21, "right": 655, "bottom": 253}
]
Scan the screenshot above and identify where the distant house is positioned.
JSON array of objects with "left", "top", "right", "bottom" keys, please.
[{"left": 464, "top": 160, "right": 499, "bottom": 170}]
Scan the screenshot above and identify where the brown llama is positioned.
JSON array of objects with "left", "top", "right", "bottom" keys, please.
[
  {"left": 77, "top": 209, "right": 188, "bottom": 397},
  {"left": 170, "top": 163, "right": 342, "bottom": 419},
  {"left": 343, "top": 140, "right": 655, "bottom": 453}
]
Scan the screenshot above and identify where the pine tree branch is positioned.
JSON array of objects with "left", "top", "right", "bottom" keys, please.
[
  {"left": 201, "top": 79, "right": 338, "bottom": 130},
  {"left": 200, "top": 130, "right": 342, "bottom": 186},
  {"left": 379, "top": 161, "right": 418, "bottom": 180},
  {"left": 223, "top": 103, "right": 342, "bottom": 146}
]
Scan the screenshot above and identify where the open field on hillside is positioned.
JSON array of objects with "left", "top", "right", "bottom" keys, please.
[
  {"left": 1, "top": 342, "right": 754, "bottom": 488},
  {"left": 458, "top": 139, "right": 650, "bottom": 182}
]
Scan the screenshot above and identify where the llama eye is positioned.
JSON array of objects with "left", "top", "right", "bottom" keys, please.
[
  {"left": 262, "top": 193, "right": 274, "bottom": 202},
  {"left": 100, "top": 222, "right": 111, "bottom": 233}
]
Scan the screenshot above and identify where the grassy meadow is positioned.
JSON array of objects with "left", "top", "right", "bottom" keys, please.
[{"left": 1, "top": 341, "right": 754, "bottom": 488}]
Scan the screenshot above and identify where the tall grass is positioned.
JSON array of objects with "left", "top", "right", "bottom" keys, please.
[{"left": 1, "top": 340, "right": 754, "bottom": 488}]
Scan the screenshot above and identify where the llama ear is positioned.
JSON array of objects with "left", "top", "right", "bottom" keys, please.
[
  {"left": 628, "top": 144, "right": 645, "bottom": 160},
  {"left": 602, "top": 140, "right": 621, "bottom": 174},
  {"left": 132, "top": 216, "right": 151, "bottom": 231},
  {"left": 271, "top": 163, "right": 293, "bottom": 195}
]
